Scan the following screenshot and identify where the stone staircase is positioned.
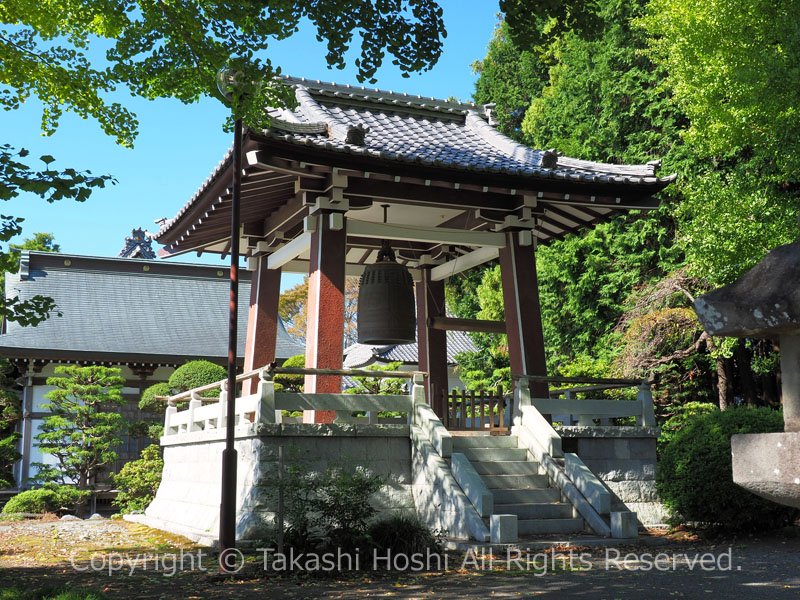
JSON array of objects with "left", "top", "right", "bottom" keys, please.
[{"left": 452, "top": 434, "right": 585, "bottom": 536}]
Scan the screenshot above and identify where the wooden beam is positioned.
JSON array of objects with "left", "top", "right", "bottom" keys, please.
[
  {"left": 346, "top": 219, "right": 506, "bottom": 248},
  {"left": 279, "top": 259, "right": 421, "bottom": 281},
  {"left": 246, "top": 150, "right": 326, "bottom": 178},
  {"left": 262, "top": 193, "right": 309, "bottom": 240},
  {"left": 430, "top": 246, "right": 499, "bottom": 281},
  {"left": 267, "top": 232, "right": 313, "bottom": 270},
  {"left": 428, "top": 316, "right": 506, "bottom": 334},
  {"left": 345, "top": 177, "right": 517, "bottom": 211}
]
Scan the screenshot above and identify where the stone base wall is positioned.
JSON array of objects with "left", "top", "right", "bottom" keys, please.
[
  {"left": 138, "top": 423, "right": 415, "bottom": 546},
  {"left": 559, "top": 426, "right": 668, "bottom": 526}
]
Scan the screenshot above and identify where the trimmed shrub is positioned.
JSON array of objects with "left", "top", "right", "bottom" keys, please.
[
  {"left": 657, "top": 406, "right": 798, "bottom": 530},
  {"left": 168, "top": 360, "right": 226, "bottom": 397},
  {"left": 2, "top": 485, "right": 89, "bottom": 515},
  {"left": 368, "top": 514, "right": 441, "bottom": 558},
  {"left": 657, "top": 401, "right": 717, "bottom": 455},
  {"left": 138, "top": 382, "right": 173, "bottom": 413},
  {"left": 274, "top": 354, "right": 305, "bottom": 392},
  {"left": 111, "top": 444, "right": 163, "bottom": 514}
]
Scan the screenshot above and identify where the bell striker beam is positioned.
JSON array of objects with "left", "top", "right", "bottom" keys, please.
[
  {"left": 499, "top": 231, "right": 549, "bottom": 399},
  {"left": 303, "top": 211, "right": 347, "bottom": 423},
  {"left": 242, "top": 256, "right": 282, "bottom": 395},
  {"left": 416, "top": 268, "right": 449, "bottom": 416}
]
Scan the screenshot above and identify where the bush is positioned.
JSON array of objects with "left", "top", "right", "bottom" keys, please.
[
  {"left": 262, "top": 448, "right": 383, "bottom": 552},
  {"left": 274, "top": 355, "right": 305, "bottom": 392},
  {"left": 138, "top": 382, "right": 173, "bottom": 413},
  {"left": 2, "top": 485, "right": 89, "bottom": 515},
  {"left": 168, "top": 361, "right": 226, "bottom": 397},
  {"left": 367, "top": 514, "right": 441, "bottom": 558},
  {"left": 657, "top": 406, "right": 798, "bottom": 530},
  {"left": 111, "top": 444, "right": 163, "bottom": 514},
  {"left": 657, "top": 401, "right": 717, "bottom": 455}
]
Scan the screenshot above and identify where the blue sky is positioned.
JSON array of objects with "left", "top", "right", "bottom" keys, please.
[{"left": 2, "top": 1, "right": 501, "bottom": 292}]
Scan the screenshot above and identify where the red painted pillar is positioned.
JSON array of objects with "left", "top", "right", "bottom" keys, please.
[
  {"left": 242, "top": 257, "right": 282, "bottom": 395},
  {"left": 499, "top": 231, "right": 548, "bottom": 399},
  {"left": 303, "top": 212, "right": 346, "bottom": 423},
  {"left": 415, "top": 269, "right": 449, "bottom": 416}
]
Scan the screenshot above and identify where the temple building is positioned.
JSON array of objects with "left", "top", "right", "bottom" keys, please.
[{"left": 0, "top": 240, "right": 303, "bottom": 489}]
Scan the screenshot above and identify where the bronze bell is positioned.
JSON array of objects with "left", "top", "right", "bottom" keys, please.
[{"left": 357, "top": 239, "right": 417, "bottom": 345}]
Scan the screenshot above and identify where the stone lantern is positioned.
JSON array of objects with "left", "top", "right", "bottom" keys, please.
[{"left": 694, "top": 240, "right": 800, "bottom": 508}]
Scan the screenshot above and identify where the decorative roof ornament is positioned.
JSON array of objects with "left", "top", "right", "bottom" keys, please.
[
  {"left": 118, "top": 228, "right": 156, "bottom": 260},
  {"left": 541, "top": 149, "right": 561, "bottom": 170}
]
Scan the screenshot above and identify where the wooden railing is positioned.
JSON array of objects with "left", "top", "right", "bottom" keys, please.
[
  {"left": 441, "top": 387, "right": 509, "bottom": 432},
  {"left": 514, "top": 374, "right": 656, "bottom": 427},
  {"left": 161, "top": 366, "right": 423, "bottom": 436}
]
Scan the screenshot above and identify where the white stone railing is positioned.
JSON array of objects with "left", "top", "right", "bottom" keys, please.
[
  {"left": 514, "top": 375, "right": 656, "bottom": 427},
  {"left": 162, "top": 366, "right": 423, "bottom": 437}
]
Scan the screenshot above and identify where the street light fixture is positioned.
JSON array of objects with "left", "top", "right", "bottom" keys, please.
[{"left": 216, "top": 67, "right": 243, "bottom": 573}]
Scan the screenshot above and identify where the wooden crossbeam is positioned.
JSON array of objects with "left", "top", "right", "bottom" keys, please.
[
  {"left": 430, "top": 246, "right": 499, "bottom": 281},
  {"left": 346, "top": 219, "right": 506, "bottom": 248},
  {"left": 267, "top": 232, "right": 313, "bottom": 270},
  {"left": 428, "top": 316, "right": 506, "bottom": 334}
]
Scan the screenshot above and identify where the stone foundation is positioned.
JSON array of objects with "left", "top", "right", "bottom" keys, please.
[
  {"left": 558, "top": 426, "right": 667, "bottom": 526},
  {"left": 131, "top": 423, "right": 415, "bottom": 546}
]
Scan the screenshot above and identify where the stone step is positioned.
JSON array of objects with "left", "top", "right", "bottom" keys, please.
[
  {"left": 481, "top": 474, "right": 550, "bottom": 489},
  {"left": 452, "top": 435, "right": 519, "bottom": 449},
  {"left": 460, "top": 447, "right": 529, "bottom": 462},
  {"left": 472, "top": 461, "right": 542, "bottom": 476},
  {"left": 517, "top": 517, "right": 585, "bottom": 536},
  {"left": 492, "top": 488, "right": 561, "bottom": 504},
  {"left": 494, "top": 503, "right": 574, "bottom": 520}
]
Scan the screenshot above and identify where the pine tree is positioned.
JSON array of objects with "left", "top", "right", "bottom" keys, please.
[{"left": 33, "top": 365, "right": 126, "bottom": 513}]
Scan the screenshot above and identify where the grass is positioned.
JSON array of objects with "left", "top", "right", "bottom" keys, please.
[{"left": 0, "top": 588, "right": 107, "bottom": 600}]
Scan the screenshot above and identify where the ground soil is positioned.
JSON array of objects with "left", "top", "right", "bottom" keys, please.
[{"left": 1, "top": 518, "right": 799, "bottom": 599}]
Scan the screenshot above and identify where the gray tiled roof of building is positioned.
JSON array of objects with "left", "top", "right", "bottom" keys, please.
[
  {"left": 157, "top": 76, "right": 674, "bottom": 239},
  {"left": 0, "top": 252, "right": 304, "bottom": 363},
  {"left": 343, "top": 328, "right": 477, "bottom": 369}
]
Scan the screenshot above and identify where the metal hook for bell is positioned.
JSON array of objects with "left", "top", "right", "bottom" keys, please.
[{"left": 377, "top": 204, "right": 396, "bottom": 262}]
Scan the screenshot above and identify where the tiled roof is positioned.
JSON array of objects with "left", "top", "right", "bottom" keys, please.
[
  {"left": 262, "top": 76, "right": 669, "bottom": 182},
  {"left": 0, "top": 252, "right": 304, "bottom": 363},
  {"left": 343, "top": 328, "right": 477, "bottom": 368},
  {"left": 156, "top": 75, "right": 674, "bottom": 240}
]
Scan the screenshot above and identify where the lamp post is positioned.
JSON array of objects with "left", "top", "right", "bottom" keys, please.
[{"left": 217, "top": 68, "right": 242, "bottom": 573}]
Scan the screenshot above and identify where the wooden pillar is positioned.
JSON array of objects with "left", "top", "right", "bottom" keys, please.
[
  {"left": 499, "top": 231, "right": 548, "bottom": 398},
  {"left": 416, "top": 268, "right": 449, "bottom": 416},
  {"left": 242, "top": 257, "right": 282, "bottom": 395},
  {"left": 303, "top": 212, "right": 346, "bottom": 423}
]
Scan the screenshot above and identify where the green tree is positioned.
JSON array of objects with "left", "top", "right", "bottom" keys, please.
[
  {"left": 641, "top": 0, "right": 800, "bottom": 182},
  {"left": 32, "top": 365, "right": 126, "bottom": 514},
  {"left": 111, "top": 443, "right": 163, "bottom": 514},
  {"left": 274, "top": 354, "right": 306, "bottom": 393},
  {"left": 11, "top": 232, "right": 60, "bottom": 254},
  {"left": 471, "top": 20, "right": 548, "bottom": 138},
  {"left": 345, "top": 362, "right": 406, "bottom": 395},
  {"left": 1, "top": 0, "right": 448, "bottom": 326},
  {"left": 0, "top": 388, "right": 21, "bottom": 489}
]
